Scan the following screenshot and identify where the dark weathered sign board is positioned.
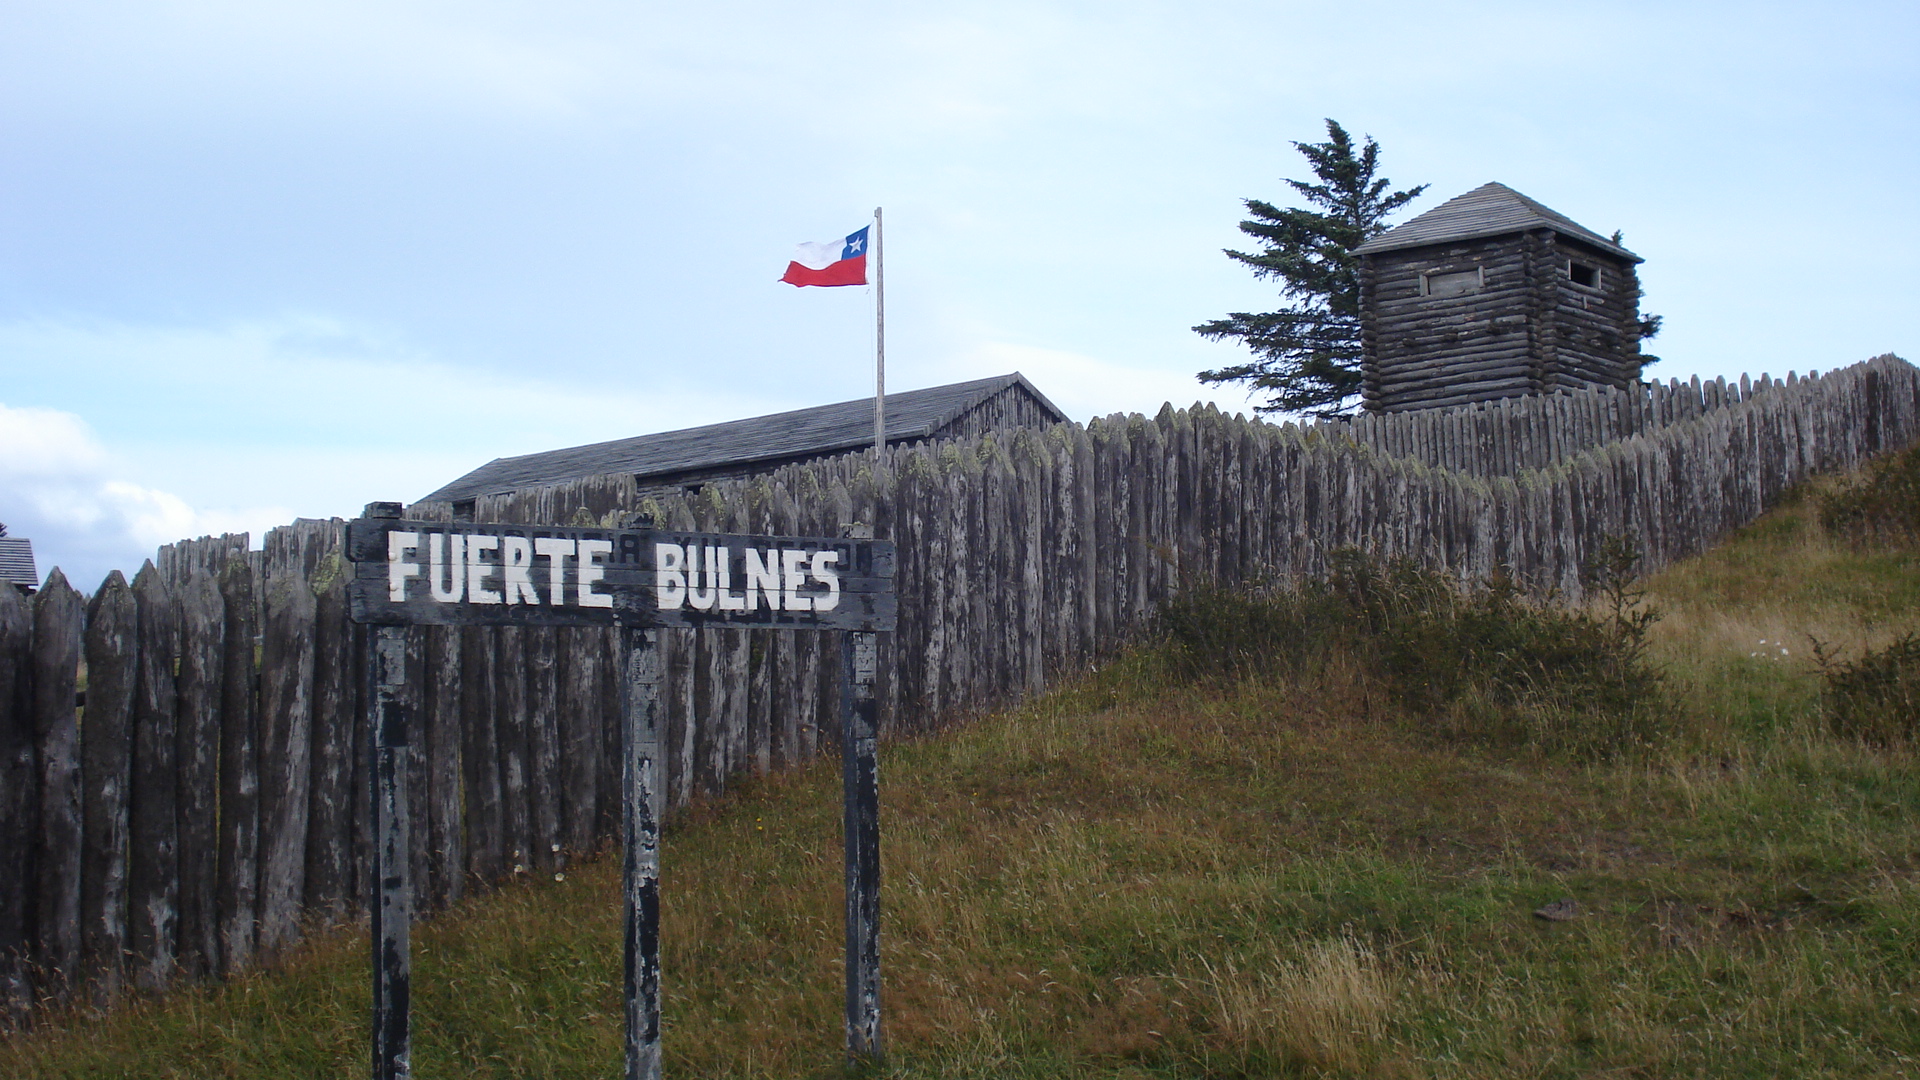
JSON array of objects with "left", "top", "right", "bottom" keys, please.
[
  {"left": 345, "top": 519, "right": 895, "bottom": 630},
  {"left": 348, "top": 504, "right": 893, "bottom": 1080}
]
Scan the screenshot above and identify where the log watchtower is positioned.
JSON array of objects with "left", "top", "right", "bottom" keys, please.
[{"left": 1354, "top": 182, "right": 1647, "bottom": 412}]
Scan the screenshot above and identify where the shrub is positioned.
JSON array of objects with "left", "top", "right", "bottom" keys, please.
[
  {"left": 1157, "top": 548, "right": 1664, "bottom": 756},
  {"left": 1817, "top": 634, "right": 1920, "bottom": 745},
  {"left": 1154, "top": 574, "right": 1351, "bottom": 682},
  {"left": 1818, "top": 442, "right": 1920, "bottom": 547}
]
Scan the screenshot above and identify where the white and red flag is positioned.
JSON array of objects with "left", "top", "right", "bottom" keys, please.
[{"left": 780, "top": 225, "right": 871, "bottom": 287}]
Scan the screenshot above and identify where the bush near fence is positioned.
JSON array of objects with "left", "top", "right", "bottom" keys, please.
[{"left": 1, "top": 354, "right": 1915, "bottom": 1025}]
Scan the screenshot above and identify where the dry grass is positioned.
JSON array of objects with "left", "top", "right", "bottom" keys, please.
[
  {"left": 1638, "top": 477, "right": 1920, "bottom": 755},
  {"left": 1198, "top": 937, "right": 1392, "bottom": 1072},
  {"left": 1646, "top": 508, "right": 1920, "bottom": 661}
]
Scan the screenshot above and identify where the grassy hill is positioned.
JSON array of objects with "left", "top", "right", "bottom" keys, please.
[{"left": 6, "top": 461, "right": 1919, "bottom": 1078}]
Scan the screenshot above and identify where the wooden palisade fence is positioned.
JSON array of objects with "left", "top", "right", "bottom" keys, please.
[{"left": 2, "top": 354, "right": 1917, "bottom": 1027}]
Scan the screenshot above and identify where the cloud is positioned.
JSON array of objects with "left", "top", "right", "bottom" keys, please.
[
  {"left": 0, "top": 314, "right": 786, "bottom": 457},
  {"left": 0, "top": 404, "right": 109, "bottom": 478},
  {"left": 0, "top": 402, "right": 293, "bottom": 589},
  {"left": 2, "top": 1, "right": 607, "bottom": 127}
]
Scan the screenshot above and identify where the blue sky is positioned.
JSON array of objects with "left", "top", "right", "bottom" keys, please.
[{"left": 3, "top": 0, "right": 1915, "bottom": 587}]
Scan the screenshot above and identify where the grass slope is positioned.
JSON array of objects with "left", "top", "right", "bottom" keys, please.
[{"left": 6, "top": 485, "right": 1919, "bottom": 1078}]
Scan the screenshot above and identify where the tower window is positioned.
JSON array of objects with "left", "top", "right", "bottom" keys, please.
[
  {"left": 1421, "top": 267, "right": 1482, "bottom": 298},
  {"left": 1568, "top": 261, "right": 1599, "bottom": 288}
]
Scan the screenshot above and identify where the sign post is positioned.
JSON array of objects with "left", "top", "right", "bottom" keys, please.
[
  {"left": 368, "top": 618, "right": 412, "bottom": 1080},
  {"left": 346, "top": 504, "right": 895, "bottom": 1078},
  {"left": 621, "top": 626, "right": 663, "bottom": 1080},
  {"left": 840, "top": 526, "right": 882, "bottom": 1060}
]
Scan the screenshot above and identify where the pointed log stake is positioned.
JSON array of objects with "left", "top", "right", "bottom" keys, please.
[
  {"left": 80, "top": 571, "right": 137, "bottom": 1007},
  {"left": 215, "top": 558, "right": 260, "bottom": 977},
  {"left": 0, "top": 584, "right": 34, "bottom": 1026},
  {"left": 841, "top": 523, "right": 883, "bottom": 1064},
  {"left": 306, "top": 571, "right": 356, "bottom": 923},
  {"left": 32, "top": 572, "right": 85, "bottom": 1007},
  {"left": 128, "top": 564, "right": 180, "bottom": 994},
  {"left": 174, "top": 570, "right": 224, "bottom": 980}
]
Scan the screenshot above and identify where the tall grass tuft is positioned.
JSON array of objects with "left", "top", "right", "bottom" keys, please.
[
  {"left": 1158, "top": 548, "right": 1664, "bottom": 756},
  {"left": 1802, "top": 442, "right": 1920, "bottom": 745},
  {"left": 1200, "top": 936, "right": 1392, "bottom": 1073},
  {"left": 1818, "top": 441, "right": 1920, "bottom": 548},
  {"left": 1816, "top": 633, "right": 1920, "bottom": 745}
]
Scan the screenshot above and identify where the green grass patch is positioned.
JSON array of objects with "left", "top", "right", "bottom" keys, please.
[
  {"left": 1818, "top": 441, "right": 1920, "bottom": 549},
  {"left": 1818, "top": 633, "right": 1920, "bottom": 745},
  {"left": 1158, "top": 544, "right": 1663, "bottom": 759}
]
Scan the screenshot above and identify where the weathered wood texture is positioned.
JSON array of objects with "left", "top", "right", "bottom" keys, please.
[
  {"left": 30, "top": 573, "right": 84, "bottom": 1010},
  {"left": 80, "top": 572, "right": 136, "bottom": 1006},
  {"left": 0, "top": 585, "right": 34, "bottom": 1027},
  {"left": 5, "top": 355, "right": 1917, "bottom": 1022},
  {"left": 1360, "top": 228, "right": 1645, "bottom": 411},
  {"left": 154, "top": 533, "right": 252, "bottom": 587},
  {"left": 214, "top": 558, "right": 259, "bottom": 977},
  {"left": 173, "top": 570, "right": 223, "bottom": 980},
  {"left": 255, "top": 570, "right": 317, "bottom": 958},
  {"left": 128, "top": 564, "right": 180, "bottom": 992},
  {"left": 304, "top": 570, "right": 355, "bottom": 922},
  {"left": 560, "top": 627, "right": 605, "bottom": 858},
  {"left": 1337, "top": 369, "right": 1845, "bottom": 480},
  {"left": 368, "top": 624, "right": 413, "bottom": 1080},
  {"left": 424, "top": 625, "right": 464, "bottom": 909}
]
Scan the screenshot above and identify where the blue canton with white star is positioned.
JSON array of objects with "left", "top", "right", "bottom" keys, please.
[{"left": 841, "top": 226, "right": 870, "bottom": 261}]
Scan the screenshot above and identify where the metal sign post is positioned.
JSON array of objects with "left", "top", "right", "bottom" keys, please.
[{"left": 347, "top": 504, "right": 895, "bottom": 1078}]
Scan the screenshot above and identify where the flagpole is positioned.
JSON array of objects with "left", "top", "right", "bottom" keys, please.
[{"left": 873, "top": 206, "right": 885, "bottom": 459}]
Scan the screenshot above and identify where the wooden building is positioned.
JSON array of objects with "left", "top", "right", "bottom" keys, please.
[
  {"left": 1354, "top": 182, "right": 1647, "bottom": 412},
  {"left": 420, "top": 372, "right": 1068, "bottom": 517},
  {"left": 0, "top": 524, "right": 36, "bottom": 594}
]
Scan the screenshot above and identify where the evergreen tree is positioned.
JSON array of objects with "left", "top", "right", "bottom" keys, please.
[
  {"left": 1611, "top": 228, "right": 1665, "bottom": 369},
  {"left": 1194, "top": 120, "right": 1426, "bottom": 417}
]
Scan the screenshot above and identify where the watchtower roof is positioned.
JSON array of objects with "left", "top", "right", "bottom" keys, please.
[{"left": 1352, "top": 182, "right": 1641, "bottom": 262}]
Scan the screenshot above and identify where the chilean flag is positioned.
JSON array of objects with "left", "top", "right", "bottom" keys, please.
[{"left": 780, "top": 225, "right": 870, "bottom": 287}]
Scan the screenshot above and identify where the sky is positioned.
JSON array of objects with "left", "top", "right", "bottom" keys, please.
[{"left": 3, "top": 0, "right": 1915, "bottom": 588}]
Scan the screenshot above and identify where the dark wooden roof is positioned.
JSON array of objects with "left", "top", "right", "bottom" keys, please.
[
  {"left": 1352, "top": 182, "right": 1641, "bottom": 262},
  {"left": 422, "top": 373, "right": 1067, "bottom": 503},
  {"left": 0, "top": 537, "right": 37, "bottom": 589}
]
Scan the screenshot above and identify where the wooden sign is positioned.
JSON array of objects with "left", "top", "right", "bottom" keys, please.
[
  {"left": 348, "top": 504, "right": 887, "bottom": 1080},
  {"left": 346, "top": 518, "right": 895, "bottom": 631}
]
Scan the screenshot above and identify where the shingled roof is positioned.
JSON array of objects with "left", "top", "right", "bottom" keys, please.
[
  {"left": 1352, "top": 182, "right": 1641, "bottom": 262},
  {"left": 422, "top": 373, "right": 1066, "bottom": 504},
  {"left": 0, "top": 537, "right": 38, "bottom": 592}
]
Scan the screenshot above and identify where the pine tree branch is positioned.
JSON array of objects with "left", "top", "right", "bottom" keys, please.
[{"left": 1194, "top": 118, "right": 1425, "bottom": 417}]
